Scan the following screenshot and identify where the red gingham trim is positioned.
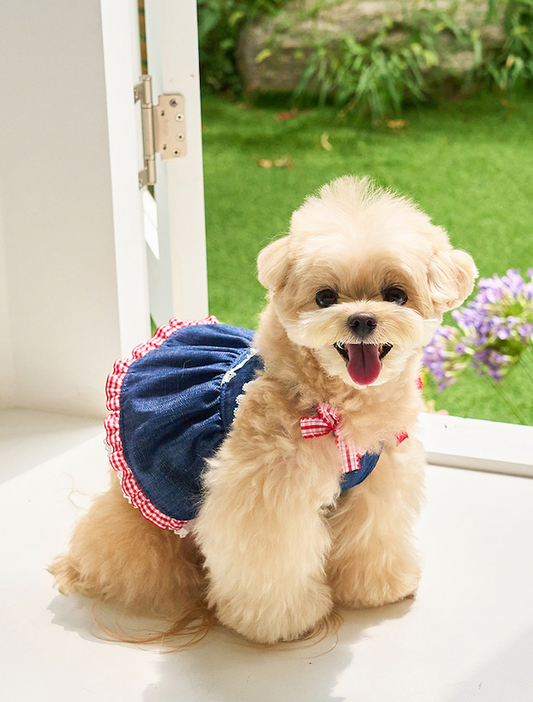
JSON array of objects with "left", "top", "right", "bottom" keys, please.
[
  {"left": 301, "top": 404, "right": 409, "bottom": 474},
  {"left": 301, "top": 404, "right": 363, "bottom": 474},
  {"left": 104, "top": 316, "right": 219, "bottom": 533}
]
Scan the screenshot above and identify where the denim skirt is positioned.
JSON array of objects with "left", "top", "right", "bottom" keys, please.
[{"left": 104, "top": 317, "right": 263, "bottom": 533}]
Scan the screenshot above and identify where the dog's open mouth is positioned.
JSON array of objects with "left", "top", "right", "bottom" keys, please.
[{"left": 334, "top": 342, "right": 393, "bottom": 385}]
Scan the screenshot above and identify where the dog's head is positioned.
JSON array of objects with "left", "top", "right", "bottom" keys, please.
[{"left": 257, "top": 176, "right": 477, "bottom": 388}]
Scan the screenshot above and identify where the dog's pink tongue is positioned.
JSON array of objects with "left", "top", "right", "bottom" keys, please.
[{"left": 346, "top": 344, "right": 381, "bottom": 385}]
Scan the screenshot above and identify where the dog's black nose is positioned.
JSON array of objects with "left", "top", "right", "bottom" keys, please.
[{"left": 347, "top": 312, "right": 378, "bottom": 339}]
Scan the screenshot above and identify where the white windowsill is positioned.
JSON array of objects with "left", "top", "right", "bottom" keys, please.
[
  {"left": 419, "top": 412, "right": 533, "bottom": 478},
  {"left": 1, "top": 408, "right": 533, "bottom": 702}
]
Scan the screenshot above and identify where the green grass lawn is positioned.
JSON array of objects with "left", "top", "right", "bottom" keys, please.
[{"left": 201, "top": 92, "right": 533, "bottom": 424}]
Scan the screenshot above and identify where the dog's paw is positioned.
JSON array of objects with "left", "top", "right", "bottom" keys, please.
[
  {"left": 213, "top": 581, "right": 334, "bottom": 644},
  {"left": 331, "top": 564, "right": 421, "bottom": 610},
  {"left": 48, "top": 554, "right": 82, "bottom": 595}
]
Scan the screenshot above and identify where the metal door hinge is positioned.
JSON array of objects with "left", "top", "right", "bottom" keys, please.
[{"left": 134, "top": 75, "right": 186, "bottom": 188}]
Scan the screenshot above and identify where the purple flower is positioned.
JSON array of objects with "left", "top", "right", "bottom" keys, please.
[
  {"left": 496, "top": 327, "right": 512, "bottom": 340},
  {"left": 424, "top": 268, "right": 533, "bottom": 390},
  {"left": 502, "top": 270, "right": 525, "bottom": 296},
  {"left": 518, "top": 323, "right": 533, "bottom": 341}
]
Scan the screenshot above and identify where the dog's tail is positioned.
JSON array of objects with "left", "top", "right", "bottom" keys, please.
[
  {"left": 93, "top": 600, "right": 343, "bottom": 651},
  {"left": 93, "top": 597, "right": 217, "bottom": 650}
]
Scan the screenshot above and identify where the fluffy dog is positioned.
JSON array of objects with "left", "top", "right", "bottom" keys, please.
[{"left": 51, "top": 176, "right": 476, "bottom": 645}]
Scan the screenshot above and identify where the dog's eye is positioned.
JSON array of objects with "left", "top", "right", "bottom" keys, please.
[
  {"left": 383, "top": 287, "right": 408, "bottom": 305},
  {"left": 315, "top": 289, "right": 338, "bottom": 308}
]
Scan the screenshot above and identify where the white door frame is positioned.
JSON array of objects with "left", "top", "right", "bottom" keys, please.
[
  {"left": 100, "top": 0, "right": 151, "bottom": 353},
  {"left": 144, "top": 0, "right": 209, "bottom": 326}
]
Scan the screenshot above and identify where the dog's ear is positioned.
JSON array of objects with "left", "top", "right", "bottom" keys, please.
[
  {"left": 427, "top": 246, "right": 477, "bottom": 312},
  {"left": 257, "top": 236, "right": 291, "bottom": 291}
]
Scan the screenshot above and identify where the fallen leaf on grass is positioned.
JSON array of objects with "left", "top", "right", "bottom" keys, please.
[
  {"left": 273, "top": 156, "right": 294, "bottom": 169},
  {"left": 386, "top": 119, "right": 407, "bottom": 129},
  {"left": 320, "top": 133, "right": 332, "bottom": 151},
  {"left": 275, "top": 108, "right": 298, "bottom": 122},
  {"left": 257, "top": 156, "right": 294, "bottom": 169}
]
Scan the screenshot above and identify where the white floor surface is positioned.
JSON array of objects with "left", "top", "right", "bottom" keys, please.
[{"left": 1, "top": 409, "right": 533, "bottom": 702}]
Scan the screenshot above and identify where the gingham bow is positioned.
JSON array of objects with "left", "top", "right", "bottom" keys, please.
[
  {"left": 300, "top": 404, "right": 408, "bottom": 475},
  {"left": 300, "top": 404, "right": 363, "bottom": 474}
]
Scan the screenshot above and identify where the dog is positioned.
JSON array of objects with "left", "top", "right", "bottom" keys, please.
[{"left": 51, "top": 176, "right": 477, "bottom": 645}]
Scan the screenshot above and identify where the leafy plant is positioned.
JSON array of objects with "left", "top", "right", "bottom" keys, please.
[
  {"left": 291, "top": 3, "right": 489, "bottom": 118},
  {"left": 198, "top": 0, "right": 533, "bottom": 119},
  {"left": 486, "top": 0, "right": 533, "bottom": 91},
  {"left": 294, "top": 0, "right": 533, "bottom": 118},
  {"left": 198, "top": 0, "right": 289, "bottom": 92}
]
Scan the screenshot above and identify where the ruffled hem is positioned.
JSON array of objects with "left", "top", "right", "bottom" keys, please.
[{"left": 104, "top": 316, "right": 219, "bottom": 536}]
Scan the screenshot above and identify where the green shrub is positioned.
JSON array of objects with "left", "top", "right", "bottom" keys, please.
[
  {"left": 293, "top": 0, "right": 533, "bottom": 118},
  {"left": 294, "top": 7, "right": 479, "bottom": 118},
  {"left": 488, "top": 0, "right": 533, "bottom": 91},
  {"left": 198, "top": 0, "right": 533, "bottom": 118},
  {"left": 198, "top": 0, "right": 290, "bottom": 92}
]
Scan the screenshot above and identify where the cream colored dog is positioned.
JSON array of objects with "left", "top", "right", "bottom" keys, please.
[{"left": 51, "top": 176, "right": 476, "bottom": 645}]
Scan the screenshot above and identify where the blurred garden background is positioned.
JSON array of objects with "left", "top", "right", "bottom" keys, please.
[{"left": 194, "top": 0, "right": 533, "bottom": 424}]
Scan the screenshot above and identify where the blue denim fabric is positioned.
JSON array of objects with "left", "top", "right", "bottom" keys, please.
[
  {"left": 120, "top": 324, "right": 262, "bottom": 522},
  {"left": 340, "top": 452, "right": 381, "bottom": 491},
  {"left": 119, "top": 322, "right": 381, "bottom": 523}
]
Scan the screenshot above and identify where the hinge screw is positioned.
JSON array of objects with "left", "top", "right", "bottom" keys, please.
[
  {"left": 173, "top": 148, "right": 181, "bottom": 157},
  {"left": 169, "top": 98, "right": 178, "bottom": 107},
  {"left": 175, "top": 113, "right": 184, "bottom": 122}
]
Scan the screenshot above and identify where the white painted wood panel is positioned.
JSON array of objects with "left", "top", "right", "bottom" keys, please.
[
  {"left": 101, "top": 0, "right": 151, "bottom": 354},
  {"left": 144, "top": 0, "right": 209, "bottom": 325},
  {"left": 0, "top": 0, "right": 150, "bottom": 417}
]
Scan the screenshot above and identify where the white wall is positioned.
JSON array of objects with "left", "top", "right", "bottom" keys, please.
[{"left": 0, "top": 201, "right": 15, "bottom": 410}]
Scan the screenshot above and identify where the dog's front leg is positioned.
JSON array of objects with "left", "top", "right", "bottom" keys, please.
[
  {"left": 326, "top": 440, "right": 425, "bottom": 609},
  {"left": 194, "top": 415, "right": 340, "bottom": 644}
]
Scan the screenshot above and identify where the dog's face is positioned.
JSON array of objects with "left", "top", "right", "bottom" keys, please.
[{"left": 258, "top": 176, "right": 477, "bottom": 388}]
